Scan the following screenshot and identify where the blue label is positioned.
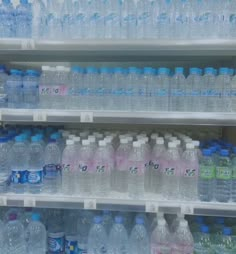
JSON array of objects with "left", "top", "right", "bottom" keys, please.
[
  {"left": 65, "top": 239, "right": 78, "bottom": 254},
  {"left": 43, "top": 164, "right": 61, "bottom": 179},
  {"left": 48, "top": 234, "right": 65, "bottom": 253},
  {"left": 27, "top": 169, "right": 43, "bottom": 184},
  {"left": 11, "top": 170, "right": 27, "bottom": 184}
]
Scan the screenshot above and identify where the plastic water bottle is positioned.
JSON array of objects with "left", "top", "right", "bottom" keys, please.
[
  {"left": 194, "top": 225, "right": 213, "bottom": 253},
  {"left": 23, "top": 70, "right": 39, "bottom": 109},
  {"left": 143, "top": 67, "right": 156, "bottom": 111},
  {"left": 203, "top": 67, "right": 217, "bottom": 112},
  {"left": 0, "top": 65, "right": 8, "bottom": 108},
  {"left": 217, "top": 227, "right": 236, "bottom": 253},
  {"left": 151, "top": 218, "right": 171, "bottom": 254},
  {"left": 215, "top": 149, "right": 232, "bottom": 202},
  {"left": 180, "top": 143, "right": 199, "bottom": 200},
  {"left": 6, "top": 69, "right": 23, "bottom": 108},
  {"left": 128, "top": 141, "right": 145, "bottom": 199},
  {"left": 231, "top": 147, "right": 236, "bottom": 202},
  {"left": 27, "top": 213, "right": 46, "bottom": 254},
  {"left": 15, "top": 0, "right": 32, "bottom": 38},
  {"left": 0, "top": 219, "right": 6, "bottom": 252},
  {"left": 61, "top": 140, "right": 76, "bottom": 195},
  {"left": 61, "top": 0, "right": 73, "bottom": 39},
  {"left": 5, "top": 213, "right": 27, "bottom": 254},
  {"left": 94, "top": 140, "right": 111, "bottom": 196},
  {"left": 161, "top": 142, "right": 181, "bottom": 200},
  {"left": 114, "top": 138, "right": 130, "bottom": 193},
  {"left": 10, "top": 135, "right": 29, "bottom": 194},
  {"left": 39, "top": 66, "right": 51, "bottom": 109},
  {"left": 170, "top": 67, "right": 186, "bottom": 111},
  {"left": 198, "top": 149, "right": 215, "bottom": 202},
  {"left": 28, "top": 136, "right": 44, "bottom": 194},
  {"left": 43, "top": 139, "right": 62, "bottom": 194},
  {"left": 32, "top": 0, "right": 46, "bottom": 39},
  {"left": 88, "top": 216, "right": 108, "bottom": 254},
  {"left": 171, "top": 219, "right": 194, "bottom": 254},
  {"left": 129, "top": 216, "right": 150, "bottom": 254},
  {"left": 156, "top": 68, "right": 170, "bottom": 111},
  {"left": 102, "top": 210, "right": 113, "bottom": 234},
  {"left": 0, "top": 0, "right": 15, "bottom": 38},
  {"left": 112, "top": 67, "right": 125, "bottom": 111},
  {"left": 108, "top": 216, "right": 129, "bottom": 254},
  {"left": 121, "top": 0, "right": 137, "bottom": 39},
  {"left": 0, "top": 137, "right": 10, "bottom": 193}
]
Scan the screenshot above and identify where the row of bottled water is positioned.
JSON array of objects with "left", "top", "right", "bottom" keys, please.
[
  {"left": 2, "top": 0, "right": 236, "bottom": 40},
  {"left": 2, "top": 64, "right": 236, "bottom": 112}
]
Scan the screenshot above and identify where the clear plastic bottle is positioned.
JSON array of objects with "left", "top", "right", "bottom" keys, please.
[
  {"left": 108, "top": 216, "right": 129, "bottom": 254},
  {"left": 28, "top": 136, "right": 44, "bottom": 194},
  {"left": 231, "top": 147, "right": 236, "bottom": 202},
  {"left": 61, "top": 140, "right": 76, "bottom": 195},
  {"left": 61, "top": 0, "right": 73, "bottom": 39},
  {"left": 39, "top": 66, "right": 51, "bottom": 109},
  {"left": 0, "top": 0, "right": 15, "bottom": 38},
  {"left": 217, "top": 227, "right": 236, "bottom": 253},
  {"left": 151, "top": 218, "right": 171, "bottom": 254},
  {"left": 0, "top": 137, "right": 10, "bottom": 193},
  {"left": 6, "top": 69, "right": 23, "bottom": 109},
  {"left": 23, "top": 70, "right": 39, "bottom": 109},
  {"left": 87, "top": 216, "right": 108, "bottom": 254},
  {"left": 215, "top": 149, "right": 232, "bottom": 202},
  {"left": 0, "top": 65, "right": 8, "bottom": 108},
  {"left": 194, "top": 225, "right": 214, "bottom": 254},
  {"left": 102, "top": 210, "right": 113, "bottom": 234},
  {"left": 10, "top": 135, "right": 29, "bottom": 193},
  {"left": 32, "top": 0, "right": 46, "bottom": 39},
  {"left": 129, "top": 216, "right": 150, "bottom": 254},
  {"left": 128, "top": 141, "right": 145, "bottom": 199},
  {"left": 43, "top": 139, "right": 62, "bottom": 194},
  {"left": 5, "top": 213, "right": 27, "bottom": 254},
  {"left": 26, "top": 213, "right": 47, "bottom": 254},
  {"left": 0, "top": 219, "right": 6, "bottom": 252}
]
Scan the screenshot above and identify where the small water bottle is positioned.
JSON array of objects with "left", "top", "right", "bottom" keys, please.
[
  {"left": 194, "top": 225, "right": 214, "bottom": 253},
  {"left": 0, "top": 137, "right": 10, "bottom": 193},
  {"left": 26, "top": 213, "right": 47, "bottom": 254}
]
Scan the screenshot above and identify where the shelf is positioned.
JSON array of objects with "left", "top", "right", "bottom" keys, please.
[
  {"left": 1, "top": 109, "right": 236, "bottom": 126},
  {"left": 0, "top": 39, "right": 236, "bottom": 61},
  {"left": 1, "top": 193, "right": 236, "bottom": 217}
]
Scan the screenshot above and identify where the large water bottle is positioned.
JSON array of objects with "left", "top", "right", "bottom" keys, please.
[
  {"left": 32, "top": 0, "right": 46, "bottom": 39},
  {"left": 180, "top": 142, "right": 199, "bottom": 200},
  {"left": 121, "top": 0, "right": 137, "bottom": 39},
  {"left": 215, "top": 149, "right": 232, "bottom": 202},
  {"left": 203, "top": 67, "right": 217, "bottom": 112},
  {"left": 10, "top": 135, "right": 29, "bottom": 194},
  {"left": 170, "top": 67, "right": 186, "bottom": 111},
  {"left": 156, "top": 68, "right": 170, "bottom": 111},
  {"left": 87, "top": 216, "right": 108, "bottom": 254},
  {"left": 23, "top": 70, "right": 39, "bottom": 109},
  {"left": 104, "top": 0, "right": 121, "bottom": 39},
  {"left": 108, "top": 216, "right": 129, "bottom": 254},
  {"left": 43, "top": 139, "right": 62, "bottom": 194},
  {"left": 143, "top": 67, "right": 156, "bottom": 111},
  {"left": 0, "top": 0, "right": 15, "bottom": 38},
  {"left": 0, "top": 137, "right": 10, "bottom": 193},
  {"left": 171, "top": 219, "right": 194, "bottom": 254},
  {"left": 39, "top": 66, "right": 51, "bottom": 109},
  {"left": 127, "top": 141, "right": 145, "bottom": 199},
  {"left": 26, "top": 213, "right": 46, "bottom": 254},
  {"left": 15, "top": 0, "right": 32, "bottom": 38},
  {"left": 129, "top": 216, "right": 150, "bottom": 254},
  {"left": 194, "top": 225, "right": 214, "bottom": 253},
  {"left": 198, "top": 149, "right": 215, "bottom": 202},
  {"left": 28, "top": 136, "right": 44, "bottom": 194},
  {"left": 6, "top": 69, "right": 23, "bottom": 108},
  {"left": 161, "top": 142, "right": 181, "bottom": 200},
  {"left": 94, "top": 140, "right": 111, "bottom": 196},
  {"left": 62, "top": 140, "right": 76, "bottom": 195},
  {"left": 151, "top": 218, "right": 171, "bottom": 254},
  {"left": 0, "top": 65, "right": 8, "bottom": 108},
  {"left": 5, "top": 213, "right": 27, "bottom": 254},
  {"left": 100, "top": 67, "right": 113, "bottom": 110}
]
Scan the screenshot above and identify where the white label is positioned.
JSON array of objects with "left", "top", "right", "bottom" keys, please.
[
  {"left": 146, "top": 202, "right": 159, "bottom": 213},
  {"left": 0, "top": 196, "right": 7, "bottom": 206},
  {"left": 181, "top": 204, "right": 194, "bottom": 215},
  {"left": 80, "top": 112, "right": 93, "bottom": 123},
  {"left": 84, "top": 199, "right": 96, "bottom": 210},
  {"left": 33, "top": 112, "right": 47, "bottom": 122},
  {"left": 24, "top": 197, "right": 36, "bottom": 207},
  {"left": 21, "top": 39, "right": 35, "bottom": 50}
]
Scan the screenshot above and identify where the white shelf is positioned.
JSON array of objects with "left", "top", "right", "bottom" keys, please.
[
  {"left": 1, "top": 193, "right": 236, "bottom": 217},
  {"left": 1, "top": 109, "right": 236, "bottom": 126}
]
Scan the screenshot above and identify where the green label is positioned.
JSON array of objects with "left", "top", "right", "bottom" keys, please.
[
  {"left": 200, "top": 166, "right": 215, "bottom": 180},
  {"left": 216, "top": 167, "right": 231, "bottom": 180}
]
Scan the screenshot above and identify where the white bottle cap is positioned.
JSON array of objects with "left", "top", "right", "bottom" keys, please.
[
  {"left": 174, "top": 140, "right": 181, "bottom": 145},
  {"left": 88, "top": 136, "right": 96, "bottom": 143},
  {"left": 73, "top": 137, "right": 81, "bottom": 143},
  {"left": 170, "top": 137, "right": 177, "bottom": 141},
  {"left": 82, "top": 140, "right": 90, "bottom": 146},
  {"left": 66, "top": 140, "right": 74, "bottom": 146},
  {"left": 127, "top": 136, "right": 133, "bottom": 142},
  {"left": 49, "top": 67, "right": 56, "bottom": 72},
  {"left": 69, "top": 135, "right": 76, "bottom": 139},
  {"left": 186, "top": 143, "right": 194, "bottom": 149},
  {"left": 137, "top": 134, "right": 147, "bottom": 139},
  {"left": 119, "top": 134, "right": 126, "bottom": 139},
  {"left": 193, "top": 140, "right": 200, "bottom": 147},
  {"left": 164, "top": 133, "right": 172, "bottom": 138},
  {"left": 120, "top": 138, "right": 128, "bottom": 144},
  {"left": 156, "top": 139, "right": 164, "bottom": 145},
  {"left": 42, "top": 66, "right": 50, "bottom": 71},
  {"left": 168, "top": 142, "right": 177, "bottom": 148},
  {"left": 99, "top": 140, "right": 106, "bottom": 147},
  {"left": 133, "top": 141, "right": 141, "bottom": 148},
  {"left": 139, "top": 139, "right": 146, "bottom": 145},
  {"left": 64, "top": 67, "right": 70, "bottom": 72},
  {"left": 56, "top": 66, "right": 65, "bottom": 71},
  {"left": 151, "top": 133, "right": 159, "bottom": 139}
]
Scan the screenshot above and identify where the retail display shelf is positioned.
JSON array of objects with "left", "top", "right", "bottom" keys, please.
[
  {"left": 1, "top": 109, "right": 236, "bottom": 126},
  {"left": 1, "top": 193, "right": 236, "bottom": 217}
]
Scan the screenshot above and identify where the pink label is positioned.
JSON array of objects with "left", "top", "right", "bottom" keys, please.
[
  {"left": 152, "top": 159, "right": 161, "bottom": 171},
  {"left": 115, "top": 155, "right": 128, "bottom": 171},
  {"left": 151, "top": 244, "right": 171, "bottom": 254},
  {"left": 39, "top": 86, "right": 51, "bottom": 95},
  {"left": 78, "top": 161, "right": 94, "bottom": 173},
  {"left": 95, "top": 163, "right": 111, "bottom": 173},
  {"left": 51, "top": 85, "right": 68, "bottom": 96},
  {"left": 128, "top": 161, "right": 145, "bottom": 176}
]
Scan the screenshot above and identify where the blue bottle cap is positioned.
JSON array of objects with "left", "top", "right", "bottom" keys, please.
[
  {"left": 175, "top": 67, "right": 184, "bottom": 74},
  {"left": 216, "top": 217, "right": 224, "bottom": 224},
  {"left": 209, "top": 146, "right": 217, "bottom": 153},
  {"left": 15, "top": 135, "right": 24, "bottom": 142},
  {"left": 219, "top": 68, "right": 229, "bottom": 75},
  {"left": 0, "top": 137, "right": 8, "bottom": 143},
  {"left": 143, "top": 67, "right": 155, "bottom": 75},
  {"left": 223, "top": 227, "right": 232, "bottom": 236},
  {"left": 201, "top": 225, "right": 209, "bottom": 233},
  {"left": 189, "top": 68, "right": 199, "bottom": 75},
  {"left": 113, "top": 67, "right": 124, "bottom": 74},
  {"left": 71, "top": 66, "right": 84, "bottom": 73},
  {"left": 196, "top": 216, "right": 204, "bottom": 224},
  {"left": 202, "top": 149, "right": 211, "bottom": 156},
  {"left": 94, "top": 216, "right": 102, "bottom": 224},
  {"left": 86, "top": 67, "right": 98, "bottom": 74},
  {"left": 158, "top": 68, "right": 170, "bottom": 75},
  {"left": 128, "top": 67, "right": 139, "bottom": 74},
  {"left": 136, "top": 216, "right": 144, "bottom": 225},
  {"left": 32, "top": 213, "right": 40, "bottom": 221},
  {"left": 115, "top": 216, "right": 123, "bottom": 224},
  {"left": 100, "top": 67, "right": 112, "bottom": 74},
  {"left": 220, "top": 149, "right": 229, "bottom": 157},
  {"left": 31, "top": 136, "right": 40, "bottom": 142}
]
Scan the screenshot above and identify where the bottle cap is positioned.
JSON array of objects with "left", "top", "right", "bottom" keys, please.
[
  {"left": 120, "top": 138, "right": 128, "bottom": 144},
  {"left": 201, "top": 225, "right": 209, "bottom": 233},
  {"left": 156, "top": 139, "right": 164, "bottom": 145},
  {"left": 135, "top": 216, "right": 144, "bottom": 225},
  {"left": 94, "top": 216, "right": 102, "bottom": 224},
  {"left": 99, "top": 140, "right": 106, "bottom": 147},
  {"left": 202, "top": 149, "right": 211, "bottom": 156},
  {"left": 82, "top": 140, "right": 90, "bottom": 146},
  {"left": 133, "top": 141, "right": 141, "bottom": 148},
  {"left": 220, "top": 149, "right": 229, "bottom": 157},
  {"left": 193, "top": 140, "right": 200, "bottom": 147},
  {"left": 223, "top": 227, "right": 232, "bottom": 236},
  {"left": 115, "top": 216, "right": 123, "bottom": 224},
  {"left": 88, "top": 136, "right": 96, "bottom": 143},
  {"left": 186, "top": 143, "right": 194, "bottom": 149},
  {"left": 168, "top": 142, "right": 176, "bottom": 148},
  {"left": 73, "top": 137, "right": 81, "bottom": 143},
  {"left": 32, "top": 213, "right": 40, "bottom": 221},
  {"left": 66, "top": 140, "right": 74, "bottom": 146}
]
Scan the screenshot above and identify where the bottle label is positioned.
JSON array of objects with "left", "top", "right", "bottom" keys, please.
[
  {"left": 11, "top": 170, "right": 27, "bottom": 184},
  {"left": 79, "top": 163, "right": 90, "bottom": 173},
  {"left": 115, "top": 156, "right": 128, "bottom": 171},
  {"left": 62, "top": 164, "right": 71, "bottom": 172},
  {"left": 164, "top": 167, "right": 175, "bottom": 176},
  {"left": 43, "top": 164, "right": 61, "bottom": 179},
  {"left": 39, "top": 86, "right": 51, "bottom": 95},
  {"left": 65, "top": 239, "right": 78, "bottom": 254},
  {"left": 96, "top": 164, "right": 110, "bottom": 174},
  {"left": 152, "top": 160, "right": 160, "bottom": 172},
  {"left": 151, "top": 244, "right": 170, "bottom": 254},
  {"left": 51, "top": 85, "right": 68, "bottom": 96},
  {"left": 200, "top": 166, "right": 215, "bottom": 180},
  {"left": 183, "top": 168, "right": 197, "bottom": 177},
  {"left": 27, "top": 169, "right": 43, "bottom": 184},
  {"left": 129, "top": 163, "right": 145, "bottom": 176},
  {"left": 216, "top": 167, "right": 231, "bottom": 180},
  {"left": 48, "top": 233, "right": 65, "bottom": 253}
]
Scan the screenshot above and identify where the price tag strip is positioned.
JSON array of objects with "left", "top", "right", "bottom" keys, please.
[
  {"left": 80, "top": 112, "right": 94, "bottom": 123},
  {"left": 24, "top": 197, "right": 36, "bottom": 207},
  {"left": 84, "top": 199, "right": 96, "bottom": 210},
  {"left": 145, "top": 201, "right": 159, "bottom": 213}
]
